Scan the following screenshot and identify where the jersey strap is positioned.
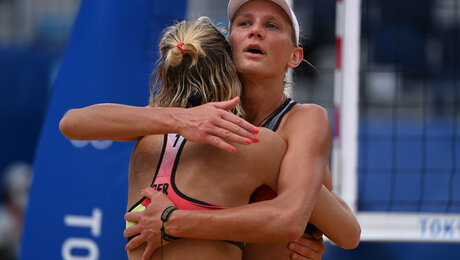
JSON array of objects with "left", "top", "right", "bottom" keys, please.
[{"left": 262, "top": 98, "right": 297, "bottom": 131}]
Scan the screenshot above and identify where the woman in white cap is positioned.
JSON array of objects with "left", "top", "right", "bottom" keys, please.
[
  {"left": 123, "top": 0, "right": 359, "bottom": 258},
  {"left": 61, "top": 1, "right": 360, "bottom": 259},
  {"left": 125, "top": 0, "right": 361, "bottom": 258}
]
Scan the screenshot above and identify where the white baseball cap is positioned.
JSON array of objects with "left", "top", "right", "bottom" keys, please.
[{"left": 227, "top": 0, "right": 300, "bottom": 45}]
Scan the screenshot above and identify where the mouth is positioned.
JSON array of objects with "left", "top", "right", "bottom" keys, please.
[
  {"left": 247, "top": 48, "right": 263, "bottom": 54},
  {"left": 244, "top": 44, "right": 265, "bottom": 55}
]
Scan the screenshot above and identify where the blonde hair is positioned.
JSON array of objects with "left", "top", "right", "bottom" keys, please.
[{"left": 149, "top": 17, "right": 243, "bottom": 116}]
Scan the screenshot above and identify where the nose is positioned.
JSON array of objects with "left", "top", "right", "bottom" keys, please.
[
  {"left": 250, "top": 32, "right": 263, "bottom": 39},
  {"left": 249, "top": 24, "right": 264, "bottom": 39}
]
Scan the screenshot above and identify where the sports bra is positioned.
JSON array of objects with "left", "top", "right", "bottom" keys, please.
[
  {"left": 251, "top": 98, "right": 318, "bottom": 234},
  {"left": 126, "top": 134, "right": 244, "bottom": 250},
  {"left": 251, "top": 97, "right": 296, "bottom": 202},
  {"left": 260, "top": 98, "right": 296, "bottom": 131}
]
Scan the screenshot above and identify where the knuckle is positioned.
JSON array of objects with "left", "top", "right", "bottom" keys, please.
[
  {"left": 208, "top": 117, "right": 215, "bottom": 123},
  {"left": 198, "top": 133, "right": 207, "bottom": 142},
  {"left": 201, "top": 124, "right": 212, "bottom": 133},
  {"left": 207, "top": 136, "right": 220, "bottom": 146},
  {"left": 137, "top": 216, "right": 145, "bottom": 226}
]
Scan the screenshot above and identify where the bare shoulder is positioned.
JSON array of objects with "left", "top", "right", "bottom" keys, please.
[
  {"left": 287, "top": 103, "right": 329, "bottom": 123},
  {"left": 278, "top": 103, "right": 331, "bottom": 139},
  {"left": 130, "top": 134, "right": 164, "bottom": 169},
  {"left": 133, "top": 134, "right": 164, "bottom": 152},
  {"left": 234, "top": 127, "right": 286, "bottom": 161},
  {"left": 256, "top": 127, "right": 286, "bottom": 146}
]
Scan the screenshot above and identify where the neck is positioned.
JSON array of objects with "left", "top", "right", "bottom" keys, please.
[{"left": 241, "top": 76, "right": 287, "bottom": 125}]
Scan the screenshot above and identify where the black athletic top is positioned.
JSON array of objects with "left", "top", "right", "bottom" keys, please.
[{"left": 254, "top": 98, "right": 319, "bottom": 234}]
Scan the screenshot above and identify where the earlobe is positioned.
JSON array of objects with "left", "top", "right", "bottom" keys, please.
[{"left": 288, "top": 47, "right": 304, "bottom": 68}]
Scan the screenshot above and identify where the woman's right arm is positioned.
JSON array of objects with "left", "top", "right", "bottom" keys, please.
[
  {"left": 59, "top": 97, "right": 258, "bottom": 152},
  {"left": 309, "top": 186, "right": 361, "bottom": 249},
  {"left": 59, "top": 103, "right": 176, "bottom": 141}
]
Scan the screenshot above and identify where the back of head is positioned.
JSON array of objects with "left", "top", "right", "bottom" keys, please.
[{"left": 150, "top": 17, "right": 243, "bottom": 116}]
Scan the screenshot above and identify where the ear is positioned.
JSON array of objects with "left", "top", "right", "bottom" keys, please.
[{"left": 287, "top": 46, "right": 303, "bottom": 68}]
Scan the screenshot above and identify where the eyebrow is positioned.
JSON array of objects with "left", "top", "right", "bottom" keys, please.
[
  {"left": 265, "top": 15, "right": 280, "bottom": 22},
  {"left": 235, "top": 13, "right": 253, "bottom": 20},
  {"left": 235, "top": 13, "right": 283, "bottom": 23}
]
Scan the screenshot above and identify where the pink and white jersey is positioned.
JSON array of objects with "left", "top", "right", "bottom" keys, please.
[{"left": 128, "top": 134, "right": 226, "bottom": 213}]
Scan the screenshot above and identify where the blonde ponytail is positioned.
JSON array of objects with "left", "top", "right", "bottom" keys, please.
[
  {"left": 149, "top": 17, "right": 243, "bottom": 116},
  {"left": 166, "top": 42, "right": 205, "bottom": 68}
]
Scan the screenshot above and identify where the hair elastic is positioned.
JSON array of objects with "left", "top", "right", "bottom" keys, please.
[{"left": 176, "top": 42, "right": 186, "bottom": 56}]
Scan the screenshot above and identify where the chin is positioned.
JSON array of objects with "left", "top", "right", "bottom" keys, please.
[{"left": 237, "top": 62, "right": 265, "bottom": 75}]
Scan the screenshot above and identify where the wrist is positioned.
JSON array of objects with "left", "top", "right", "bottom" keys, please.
[
  {"left": 148, "top": 107, "right": 183, "bottom": 134},
  {"left": 163, "top": 206, "right": 184, "bottom": 238},
  {"left": 161, "top": 206, "right": 180, "bottom": 241},
  {"left": 166, "top": 107, "right": 186, "bottom": 134}
]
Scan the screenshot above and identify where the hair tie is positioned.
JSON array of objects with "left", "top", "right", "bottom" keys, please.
[{"left": 176, "top": 42, "right": 186, "bottom": 56}]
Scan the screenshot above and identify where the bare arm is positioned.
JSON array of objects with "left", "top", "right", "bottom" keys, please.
[
  {"left": 124, "top": 105, "right": 360, "bottom": 260},
  {"left": 124, "top": 105, "right": 334, "bottom": 247},
  {"left": 59, "top": 104, "right": 176, "bottom": 141},
  {"left": 310, "top": 186, "right": 361, "bottom": 249},
  {"left": 59, "top": 97, "right": 258, "bottom": 152}
]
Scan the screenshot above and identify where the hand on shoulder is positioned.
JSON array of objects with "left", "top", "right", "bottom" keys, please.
[{"left": 173, "top": 97, "right": 259, "bottom": 153}]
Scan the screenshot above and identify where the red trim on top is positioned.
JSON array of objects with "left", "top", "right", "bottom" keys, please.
[
  {"left": 141, "top": 198, "right": 151, "bottom": 207},
  {"left": 333, "top": 105, "right": 341, "bottom": 138},
  {"left": 335, "top": 37, "right": 342, "bottom": 69}
]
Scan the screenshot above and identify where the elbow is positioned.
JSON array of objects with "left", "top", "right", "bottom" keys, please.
[
  {"left": 346, "top": 218, "right": 361, "bottom": 249},
  {"left": 277, "top": 212, "right": 307, "bottom": 241},
  {"left": 59, "top": 115, "right": 70, "bottom": 138},
  {"left": 349, "top": 223, "right": 362, "bottom": 249},
  {"left": 342, "top": 234, "right": 361, "bottom": 250},
  {"left": 59, "top": 110, "right": 78, "bottom": 140},
  {"left": 337, "top": 222, "right": 361, "bottom": 249}
]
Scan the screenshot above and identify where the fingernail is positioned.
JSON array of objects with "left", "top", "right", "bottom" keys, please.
[
  {"left": 245, "top": 138, "right": 252, "bottom": 144},
  {"left": 125, "top": 246, "right": 128, "bottom": 251},
  {"left": 253, "top": 136, "right": 260, "bottom": 143},
  {"left": 252, "top": 127, "right": 259, "bottom": 134},
  {"left": 231, "top": 147, "right": 237, "bottom": 153}
]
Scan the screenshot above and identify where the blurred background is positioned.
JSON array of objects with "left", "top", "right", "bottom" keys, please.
[
  {"left": 0, "top": 0, "right": 79, "bottom": 259},
  {"left": 0, "top": 0, "right": 459, "bottom": 259}
]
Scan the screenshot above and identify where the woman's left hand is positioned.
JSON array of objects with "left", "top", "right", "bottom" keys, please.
[
  {"left": 124, "top": 188, "right": 174, "bottom": 259},
  {"left": 288, "top": 230, "right": 325, "bottom": 260}
]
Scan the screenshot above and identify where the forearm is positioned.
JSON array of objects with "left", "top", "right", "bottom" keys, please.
[
  {"left": 59, "top": 103, "right": 180, "bottom": 141},
  {"left": 164, "top": 161, "right": 323, "bottom": 244},
  {"left": 165, "top": 197, "right": 307, "bottom": 243},
  {"left": 309, "top": 186, "right": 361, "bottom": 249}
]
